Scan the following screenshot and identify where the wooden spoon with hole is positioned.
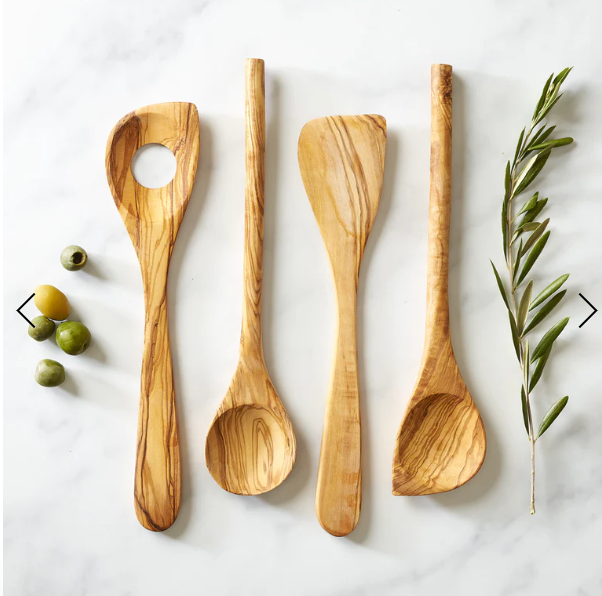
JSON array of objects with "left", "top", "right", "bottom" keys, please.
[
  {"left": 392, "top": 64, "right": 486, "bottom": 496},
  {"left": 205, "top": 59, "right": 297, "bottom": 495},
  {"left": 299, "top": 115, "right": 386, "bottom": 536},
  {"left": 106, "top": 102, "right": 200, "bottom": 530}
]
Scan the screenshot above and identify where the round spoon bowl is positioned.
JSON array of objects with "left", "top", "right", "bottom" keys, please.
[{"left": 206, "top": 403, "right": 296, "bottom": 495}]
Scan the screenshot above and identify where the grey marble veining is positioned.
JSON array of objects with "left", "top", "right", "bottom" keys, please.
[{"left": 3, "top": 0, "right": 602, "bottom": 594}]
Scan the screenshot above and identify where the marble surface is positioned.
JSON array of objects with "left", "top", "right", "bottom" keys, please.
[{"left": 4, "top": 0, "right": 602, "bottom": 594}]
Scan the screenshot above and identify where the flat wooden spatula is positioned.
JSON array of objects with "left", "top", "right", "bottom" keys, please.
[
  {"left": 392, "top": 65, "right": 486, "bottom": 496},
  {"left": 299, "top": 115, "right": 386, "bottom": 536}
]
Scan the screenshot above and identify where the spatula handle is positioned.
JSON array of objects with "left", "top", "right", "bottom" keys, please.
[
  {"left": 135, "top": 250, "right": 181, "bottom": 531},
  {"left": 425, "top": 64, "right": 453, "bottom": 345},
  {"left": 316, "top": 274, "right": 362, "bottom": 537},
  {"left": 240, "top": 58, "right": 266, "bottom": 365}
]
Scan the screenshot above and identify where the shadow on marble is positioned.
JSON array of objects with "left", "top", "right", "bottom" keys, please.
[
  {"left": 58, "top": 372, "right": 80, "bottom": 397},
  {"left": 80, "top": 257, "right": 107, "bottom": 280},
  {"left": 260, "top": 74, "right": 314, "bottom": 504},
  {"left": 438, "top": 73, "right": 503, "bottom": 508},
  {"left": 84, "top": 335, "right": 107, "bottom": 364},
  {"left": 350, "top": 127, "right": 400, "bottom": 544},
  {"left": 166, "top": 118, "right": 214, "bottom": 536}
]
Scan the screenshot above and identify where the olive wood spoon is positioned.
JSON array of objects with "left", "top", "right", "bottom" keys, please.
[
  {"left": 106, "top": 102, "right": 199, "bottom": 530},
  {"left": 299, "top": 115, "right": 386, "bottom": 536},
  {"left": 205, "top": 59, "right": 297, "bottom": 495},
  {"left": 392, "top": 65, "right": 486, "bottom": 496}
]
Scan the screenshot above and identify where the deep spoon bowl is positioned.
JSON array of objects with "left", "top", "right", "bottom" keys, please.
[{"left": 392, "top": 65, "right": 486, "bottom": 496}]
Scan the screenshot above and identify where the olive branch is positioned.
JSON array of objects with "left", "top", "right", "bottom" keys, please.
[{"left": 490, "top": 68, "right": 574, "bottom": 515}]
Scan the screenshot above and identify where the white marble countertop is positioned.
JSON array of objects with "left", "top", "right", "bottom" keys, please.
[{"left": 4, "top": 0, "right": 602, "bottom": 594}]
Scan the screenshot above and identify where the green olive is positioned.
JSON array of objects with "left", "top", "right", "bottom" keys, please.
[
  {"left": 60, "top": 245, "right": 88, "bottom": 271},
  {"left": 28, "top": 316, "right": 56, "bottom": 341},
  {"left": 56, "top": 321, "right": 91, "bottom": 355},
  {"left": 35, "top": 359, "right": 65, "bottom": 387}
]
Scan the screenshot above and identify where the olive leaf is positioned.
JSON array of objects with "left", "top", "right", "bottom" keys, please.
[
  {"left": 531, "top": 317, "right": 570, "bottom": 363},
  {"left": 529, "top": 274, "right": 570, "bottom": 310},
  {"left": 502, "top": 161, "right": 511, "bottom": 258},
  {"left": 514, "top": 128, "right": 525, "bottom": 165},
  {"left": 521, "top": 386, "right": 531, "bottom": 436},
  {"left": 535, "top": 94, "right": 563, "bottom": 125},
  {"left": 552, "top": 67, "right": 573, "bottom": 89},
  {"left": 525, "top": 126, "right": 555, "bottom": 155},
  {"left": 515, "top": 192, "right": 540, "bottom": 219},
  {"left": 511, "top": 222, "right": 540, "bottom": 246},
  {"left": 536, "top": 396, "right": 569, "bottom": 439},
  {"left": 513, "top": 148, "right": 552, "bottom": 197},
  {"left": 518, "top": 221, "right": 541, "bottom": 233},
  {"left": 520, "top": 218, "right": 550, "bottom": 257},
  {"left": 524, "top": 339, "right": 530, "bottom": 381},
  {"left": 519, "top": 197, "right": 548, "bottom": 226},
  {"left": 523, "top": 290, "right": 566, "bottom": 335},
  {"left": 528, "top": 137, "right": 573, "bottom": 152},
  {"left": 509, "top": 311, "right": 521, "bottom": 361},
  {"left": 504, "top": 160, "right": 511, "bottom": 199},
  {"left": 516, "top": 231, "right": 551, "bottom": 285},
  {"left": 517, "top": 281, "right": 534, "bottom": 335},
  {"left": 532, "top": 73, "right": 554, "bottom": 120},
  {"left": 529, "top": 345, "right": 552, "bottom": 391},
  {"left": 502, "top": 201, "right": 509, "bottom": 259},
  {"left": 513, "top": 239, "right": 524, "bottom": 284},
  {"left": 490, "top": 260, "right": 510, "bottom": 310}
]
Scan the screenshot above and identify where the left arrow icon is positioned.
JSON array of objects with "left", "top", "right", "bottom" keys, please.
[{"left": 16, "top": 293, "right": 36, "bottom": 327}]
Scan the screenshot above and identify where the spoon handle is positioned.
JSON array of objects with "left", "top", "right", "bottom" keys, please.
[
  {"left": 425, "top": 64, "right": 453, "bottom": 346},
  {"left": 239, "top": 58, "right": 266, "bottom": 366},
  {"left": 316, "top": 273, "right": 362, "bottom": 537},
  {"left": 135, "top": 243, "right": 181, "bottom": 531}
]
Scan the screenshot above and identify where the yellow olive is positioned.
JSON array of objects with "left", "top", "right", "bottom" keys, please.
[{"left": 34, "top": 285, "right": 71, "bottom": 321}]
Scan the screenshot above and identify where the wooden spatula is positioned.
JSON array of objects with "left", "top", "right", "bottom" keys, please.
[
  {"left": 392, "top": 65, "right": 486, "bottom": 496},
  {"left": 106, "top": 102, "right": 199, "bottom": 530},
  {"left": 205, "top": 59, "right": 297, "bottom": 495},
  {"left": 299, "top": 115, "right": 386, "bottom": 536}
]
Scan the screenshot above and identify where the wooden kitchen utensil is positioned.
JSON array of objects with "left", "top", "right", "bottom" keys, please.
[
  {"left": 298, "top": 115, "right": 386, "bottom": 536},
  {"left": 106, "top": 102, "right": 199, "bottom": 531},
  {"left": 392, "top": 64, "right": 486, "bottom": 496},
  {"left": 205, "top": 59, "right": 297, "bottom": 495}
]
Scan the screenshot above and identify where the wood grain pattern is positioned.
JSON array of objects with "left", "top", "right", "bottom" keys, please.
[
  {"left": 298, "top": 115, "right": 386, "bottom": 536},
  {"left": 106, "top": 102, "right": 199, "bottom": 530},
  {"left": 205, "top": 59, "right": 297, "bottom": 495},
  {"left": 392, "top": 65, "right": 486, "bottom": 496}
]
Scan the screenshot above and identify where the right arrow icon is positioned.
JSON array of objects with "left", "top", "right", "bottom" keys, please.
[{"left": 579, "top": 293, "right": 598, "bottom": 328}]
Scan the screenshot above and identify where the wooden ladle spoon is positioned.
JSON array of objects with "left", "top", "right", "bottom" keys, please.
[
  {"left": 299, "top": 115, "right": 386, "bottom": 536},
  {"left": 392, "top": 64, "right": 486, "bottom": 496},
  {"left": 106, "top": 102, "right": 200, "bottom": 530},
  {"left": 205, "top": 59, "right": 296, "bottom": 495}
]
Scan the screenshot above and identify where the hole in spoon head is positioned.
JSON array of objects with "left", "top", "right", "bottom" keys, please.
[
  {"left": 205, "top": 404, "right": 296, "bottom": 495},
  {"left": 131, "top": 143, "right": 177, "bottom": 189}
]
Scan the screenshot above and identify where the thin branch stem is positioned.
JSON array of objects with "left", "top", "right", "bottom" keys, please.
[{"left": 506, "top": 123, "right": 538, "bottom": 515}]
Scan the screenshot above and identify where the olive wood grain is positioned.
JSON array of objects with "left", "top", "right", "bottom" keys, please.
[
  {"left": 106, "top": 102, "right": 199, "bottom": 530},
  {"left": 205, "top": 59, "right": 297, "bottom": 495},
  {"left": 298, "top": 115, "right": 386, "bottom": 536},
  {"left": 392, "top": 65, "right": 486, "bottom": 496}
]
